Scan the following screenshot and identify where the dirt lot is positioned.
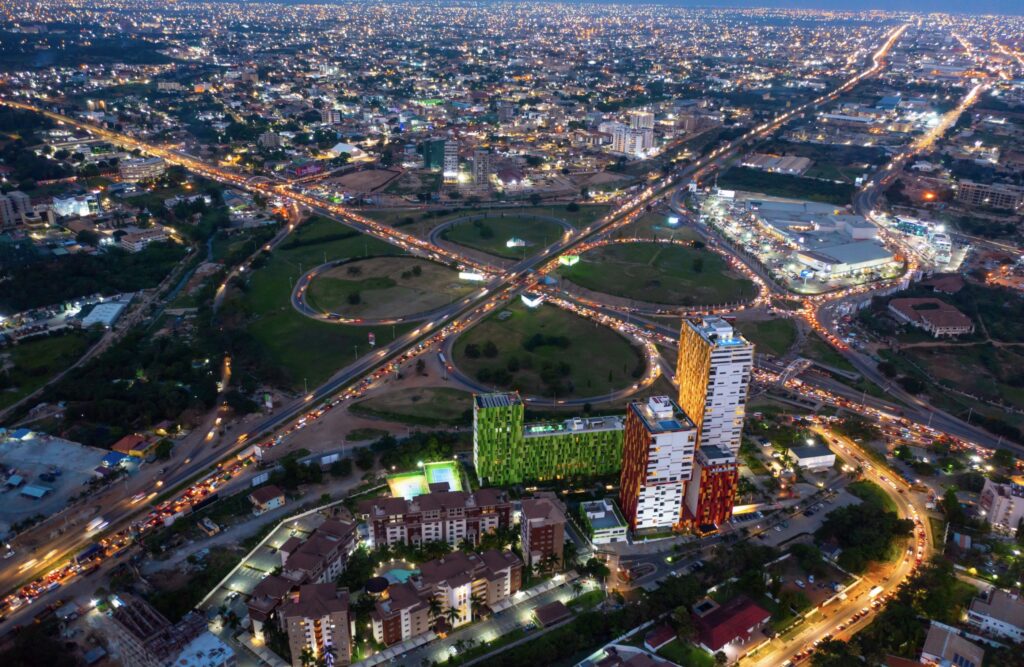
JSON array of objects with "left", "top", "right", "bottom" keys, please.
[{"left": 331, "top": 169, "right": 402, "bottom": 192}]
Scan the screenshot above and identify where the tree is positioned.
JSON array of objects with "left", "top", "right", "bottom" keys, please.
[
  {"left": 562, "top": 540, "right": 579, "bottom": 571},
  {"left": 482, "top": 340, "right": 498, "bottom": 358},
  {"left": 571, "top": 579, "right": 584, "bottom": 598},
  {"left": 329, "top": 458, "right": 352, "bottom": 478},
  {"left": 445, "top": 604, "right": 462, "bottom": 628},
  {"left": 354, "top": 448, "right": 375, "bottom": 471},
  {"left": 428, "top": 596, "right": 443, "bottom": 623},
  {"left": 672, "top": 605, "right": 696, "bottom": 642},
  {"left": 299, "top": 646, "right": 316, "bottom": 667},
  {"left": 529, "top": 193, "right": 542, "bottom": 206},
  {"left": 715, "top": 651, "right": 727, "bottom": 665},
  {"left": 470, "top": 592, "right": 486, "bottom": 619},
  {"left": 154, "top": 439, "right": 173, "bottom": 460}
]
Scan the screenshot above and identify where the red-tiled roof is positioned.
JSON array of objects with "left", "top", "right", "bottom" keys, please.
[{"left": 693, "top": 596, "right": 770, "bottom": 651}]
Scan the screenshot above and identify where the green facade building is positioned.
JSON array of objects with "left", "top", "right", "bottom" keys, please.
[{"left": 473, "top": 392, "right": 624, "bottom": 486}]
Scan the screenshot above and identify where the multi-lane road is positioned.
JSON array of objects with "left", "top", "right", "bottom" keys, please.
[{"left": 0, "top": 22, "right": 940, "bottom": 649}]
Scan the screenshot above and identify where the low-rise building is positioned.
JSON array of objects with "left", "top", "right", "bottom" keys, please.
[
  {"left": 887, "top": 298, "right": 974, "bottom": 337},
  {"left": 579, "top": 499, "right": 628, "bottom": 545},
  {"left": 789, "top": 444, "right": 836, "bottom": 471},
  {"left": 360, "top": 489, "right": 510, "bottom": 548},
  {"left": 691, "top": 595, "right": 770, "bottom": 653},
  {"left": 249, "top": 485, "right": 286, "bottom": 516},
  {"left": 120, "top": 157, "right": 167, "bottom": 182},
  {"left": 281, "top": 584, "right": 352, "bottom": 667},
  {"left": 520, "top": 497, "right": 566, "bottom": 570},
  {"left": 956, "top": 180, "right": 1024, "bottom": 211},
  {"left": 371, "top": 549, "right": 522, "bottom": 646},
  {"left": 920, "top": 622, "right": 984, "bottom": 667},
  {"left": 967, "top": 588, "right": 1024, "bottom": 642},
  {"left": 120, "top": 228, "right": 169, "bottom": 253}
]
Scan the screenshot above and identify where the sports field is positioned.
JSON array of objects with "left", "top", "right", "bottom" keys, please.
[
  {"left": 386, "top": 460, "right": 463, "bottom": 499},
  {"left": 305, "top": 256, "right": 474, "bottom": 318},
  {"left": 558, "top": 242, "right": 757, "bottom": 307}
]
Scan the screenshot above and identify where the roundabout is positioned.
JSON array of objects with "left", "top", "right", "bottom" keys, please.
[{"left": 292, "top": 255, "right": 479, "bottom": 326}]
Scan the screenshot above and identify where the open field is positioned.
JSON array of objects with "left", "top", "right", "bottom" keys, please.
[
  {"left": 236, "top": 217, "right": 414, "bottom": 389},
  {"left": 737, "top": 318, "right": 799, "bottom": 357},
  {"left": 558, "top": 242, "right": 757, "bottom": 306},
  {"left": 453, "top": 301, "right": 645, "bottom": 398},
  {"left": 718, "top": 166, "right": 856, "bottom": 207},
  {"left": 332, "top": 168, "right": 401, "bottom": 192},
  {"left": 902, "top": 344, "right": 1024, "bottom": 412},
  {"left": 305, "top": 256, "right": 474, "bottom": 318},
  {"left": 442, "top": 215, "right": 570, "bottom": 259},
  {"left": 349, "top": 386, "right": 474, "bottom": 426},
  {"left": 622, "top": 211, "right": 704, "bottom": 241},
  {"left": 364, "top": 204, "right": 610, "bottom": 237},
  {"left": 0, "top": 332, "right": 94, "bottom": 410}
]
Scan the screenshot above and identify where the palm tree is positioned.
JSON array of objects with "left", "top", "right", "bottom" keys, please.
[
  {"left": 458, "top": 537, "right": 475, "bottom": 553},
  {"left": 571, "top": 579, "right": 584, "bottom": 598},
  {"left": 299, "top": 646, "right": 316, "bottom": 667},
  {"left": 541, "top": 552, "right": 560, "bottom": 573},
  {"left": 470, "top": 592, "right": 486, "bottom": 620},
  {"left": 428, "top": 596, "right": 443, "bottom": 623},
  {"left": 562, "top": 541, "right": 579, "bottom": 571},
  {"left": 444, "top": 604, "right": 462, "bottom": 629}
]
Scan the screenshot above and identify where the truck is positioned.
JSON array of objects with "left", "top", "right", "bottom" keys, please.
[
  {"left": 72, "top": 543, "right": 103, "bottom": 565},
  {"left": 867, "top": 585, "right": 884, "bottom": 599}
]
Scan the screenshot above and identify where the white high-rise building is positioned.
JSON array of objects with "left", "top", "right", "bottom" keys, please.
[
  {"left": 676, "top": 317, "right": 753, "bottom": 456},
  {"left": 619, "top": 396, "right": 698, "bottom": 531},
  {"left": 629, "top": 110, "right": 655, "bottom": 130},
  {"left": 443, "top": 140, "right": 459, "bottom": 184},
  {"left": 611, "top": 124, "right": 654, "bottom": 158}
]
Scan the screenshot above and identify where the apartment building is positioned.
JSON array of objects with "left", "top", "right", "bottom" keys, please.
[
  {"left": 619, "top": 396, "right": 697, "bottom": 532},
  {"left": 279, "top": 518, "right": 359, "bottom": 584},
  {"left": 360, "top": 488, "right": 511, "bottom": 548},
  {"left": 684, "top": 445, "right": 739, "bottom": 529},
  {"left": 0, "top": 190, "right": 31, "bottom": 228},
  {"left": 520, "top": 497, "right": 566, "bottom": 570},
  {"left": 281, "top": 584, "right": 352, "bottom": 667},
  {"left": 676, "top": 316, "right": 753, "bottom": 456},
  {"left": 956, "top": 180, "right": 1024, "bottom": 211},
  {"left": 371, "top": 549, "right": 522, "bottom": 646},
  {"left": 978, "top": 477, "right": 1024, "bottom": 531},
  {"left": 967, "top": 588, "right": 1024, "bottom": 642}
]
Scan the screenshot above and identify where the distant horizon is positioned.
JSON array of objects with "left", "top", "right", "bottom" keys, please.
[{"left": 254, "top": 0, "right": 1024, "bottom": 18}]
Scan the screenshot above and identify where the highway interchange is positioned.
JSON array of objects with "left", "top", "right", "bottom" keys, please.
[{"left": 0, "top": 21, "right": 1004, "bottom": 665}]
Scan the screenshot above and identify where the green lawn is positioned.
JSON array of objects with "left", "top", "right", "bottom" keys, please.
[
  {"left": 624, "top": 212, "right": 703, "bottom": 241},
  {"left": 350, "top": 387, "right": 474, "bottom": 426},
  {"left": 365, "top": 204, "right": 609, "bottom": 233},
  {"left": 304, "top": 256, "right": 473, "bottom": 318},
  {"left": 800, "top": 333, "right": 857, "bottom": 373},
  {"left": 236, "top": 217, "right": 414, "bottom": 389},
  {"left": 657, "top": 639, "right": 715, "bottom": 667},
  {"left": 453, "top": 301, "right": 645, "bottom": 398},
  {"left": 848, "top": 480, "right": 898, "bottom": 514},
  {"left": 737, "top": 318, "right": 798, "bottom": 357},
  {"left": 0, "top": 332, "right": 94, "bottom": 409},
  {"left": 442, "top": 215, "right": 570, "bottom": 259},
  {"left": 559, "top": 242, "right": 757, "bottom": 307}
]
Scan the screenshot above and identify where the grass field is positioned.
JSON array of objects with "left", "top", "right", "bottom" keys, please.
[
  {"left": 903, "top": 344, "right": 1024, "bottom": 412},
  {"left": 623, "top": 212, "right": 704, "bottom": 241},
  {"left": 364, "top": 204, "right": 609, "bottom": 235},
  {"left": 737, "top": 318, "right": 798, "bottom": 357},
  {"left": 0, "top": 332, "right": 94, "bottom": 410},
  {"left": 800, "top": 333, "right": 857, "bottom": 373},
  {"left": 453, "top": 301, "right": 645, "bottom": 397},
  {"left": 442, "top": 215, "right": 570, "bottom": 259},
  {"left": 718, "top": 166, "right": 857, "bottom": 206},
  {"left": 305, "top": 256, "right": 474, "bottom": 318},
  {"left": 656, "top": 640, "right": 714, "bottom": 667},
  {"left": 237, "top": 217, "right": 414, "bottom": 389},
  {"left": 349, "top": 386, "right": 474, "bottom": 426},
  {"left": 559, "top": 242, "right": 757, "bottom": 306},
  {"left": 848, "top": 480, "right": 898, "bottom": 514}
]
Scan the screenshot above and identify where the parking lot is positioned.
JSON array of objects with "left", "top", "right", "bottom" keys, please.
[
  {"left": 756, "top": 485, "right": 861, "bottom": 548},
  {"left": 0, "top": 433, "right": 109, "bottom": 535}
]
